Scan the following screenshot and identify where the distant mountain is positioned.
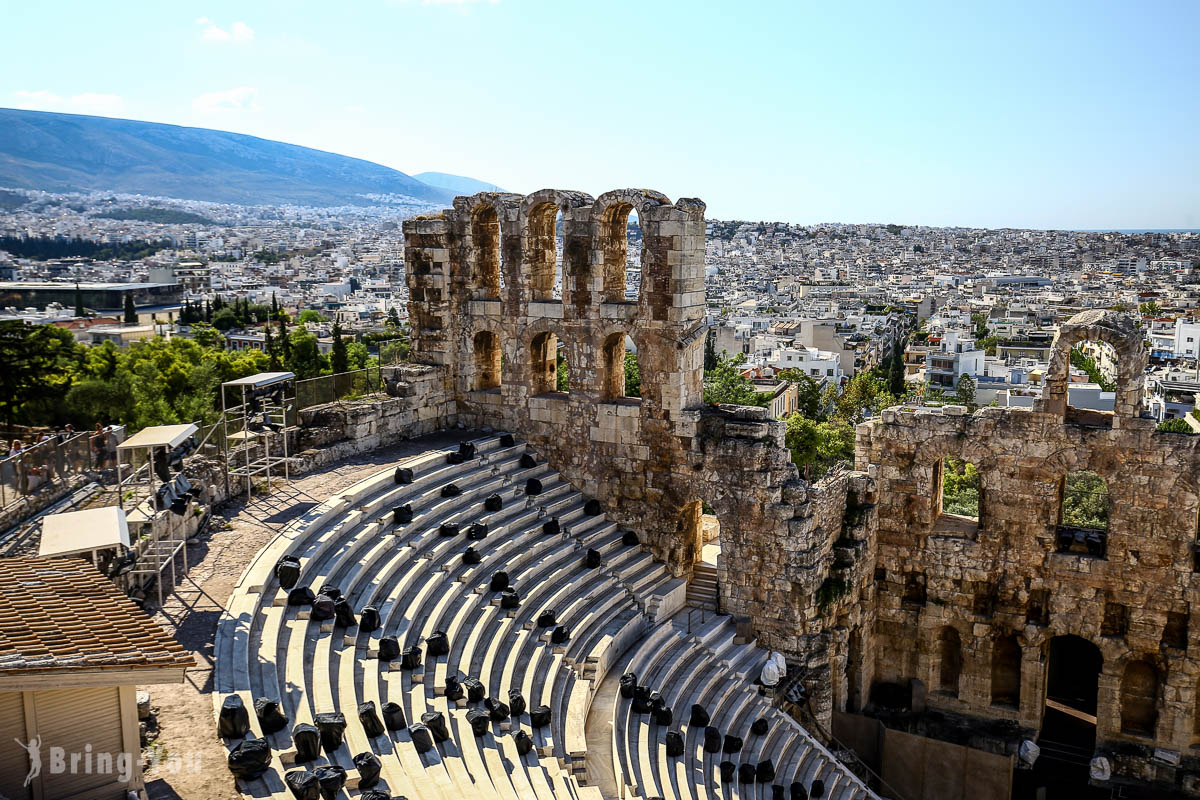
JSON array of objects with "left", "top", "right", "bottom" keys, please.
[
  {"left": 0, "top": 108, "right": 454, "bottom": 207},
  {"left": 414, "top": 171, "right": 505, "bottom": 195}
]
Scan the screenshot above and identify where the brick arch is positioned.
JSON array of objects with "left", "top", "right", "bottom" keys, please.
[
  {"left": 590, "top": 189, "right": 670, "bottom": 304},
  {"left": 1035, "top": 309, "right": 1148, "bottom": 427},
  {"left": 519, "top": 189, "right": 594, "bottom": 303}
]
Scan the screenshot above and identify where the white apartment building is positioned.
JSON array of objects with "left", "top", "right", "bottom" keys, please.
[
  {"left": 765, "top": 345, "right": 843, "bottom": 382},
  {"left": 1174, "top": 317, "right": 1200, "bottom": 359}
]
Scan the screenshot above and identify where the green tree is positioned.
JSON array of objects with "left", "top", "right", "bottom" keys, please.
[
  {"left": 941, "top": 457, "right": 980, "bottom": 516},
  {"left": 784, "top": 414, "right": 855, "bottom": 479},
  {"left": 624, "top": 352, "right": 641, "bottom": 398},
  {"left": 74, "top": 282, "right": 85, "bottom": 318},
  {"left": 287, "top": 329, "right": 325, "bottom": 379},
  {"left": 387, "top": 306, "right": 402, "bottom": 329},
  {"left": 954, "top": 373, "right": 977, "bottom": 411},
  {"left": 123, "top": 293, "right": 137, "bottom": 325},
  {"left": 1139, "top": 301, "right": 1162, "bottom": 316},
  {"left": 556, "top": 354, "right": 570, "bottom": 392},
  {"left": 210, "top": 307, "right": 239, "bottom": 331},
  {"left": 703, "top": 354, "right": 766, "bottom": 406},
  {"left": 297, "top": 309, "right": 324, "bottom": 325},
  {"left": 888, "top": 342, "right": 905, "bottom": 396},
  {"left": 777, "top": 370, "right": 825, "bottom": 419},
  {"left": 977, "top": 335, "right": 999, "bottom": 356},
  {"left": 331, "top": 322, "right": 349, "bottom": 374},
  {"left": 1062, "top": 471, "right": 1108, "bottom": 530},
  {"left": 264, "top": 325, "right": 281, "bottom": 371},
  {"left": 1156, "top": 418, "right": 1193, "bottom": 433},
  {"left": 0, "top": 322, "right": 83, "bottom": 426},
  {"left": 704, "top": 330, "right": 718, "bottom": 371},
  {"left": 277, "top": 314, "right": 291, "bottom": 364},
  {"left": 190, "top": 322, "right": 224, "bottom": 350}
]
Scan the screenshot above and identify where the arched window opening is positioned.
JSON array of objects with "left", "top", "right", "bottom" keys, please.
[
  {"left": 601, "top": 332, "right": 641, "bottom": 400},
  {"left": 1121, "top": 660, "right": 1159, "bottom": 737},
  {"left": 470, "top": 205, "right": 502, "bottom": 299},
  {"left": 528, "top": 203, "right": 559, "bottom": 302},
  {"left": 530, "top": 331, "right": 559, "bottom": 395},
  {"left": 677, "top": 499, "right": 720, "bottom": 571},
  {"left": 991, "top": 635, "right": 1021, "bottom": 708},
  {"left": 553, "top": 209, "right": 564, "bottom": 301},
  {"left": 600, "top": 202, "right": 640, "bottom": 303},
  {"left": 934, "top": 456, "right": 981, "bottom": 536},
  {"left": 472, "top": 330, "right": 501, "bottom": 391},
  {"left": 937, "top": 626, "right": 962, "bottom": 697},
  {"left": 1067, "top": 340, "right": 1117, "bottom": 426},
  {"left": 1056, "top": 470, "right": 1109, "bottom": 557},
  {"left": 556, "top": 337, "right": 570, "bottom": 393}
]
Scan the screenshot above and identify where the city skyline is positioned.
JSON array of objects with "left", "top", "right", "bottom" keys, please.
[{"left": 2, "top": 0, "right": 1198, "bottom": 230}]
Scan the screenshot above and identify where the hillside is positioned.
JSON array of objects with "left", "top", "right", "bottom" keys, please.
[
  {"left": 0, "top": 108, "right": 454, "bottom": 208},
  {"left": 413, "top": 171, "right": 505, "bottom": 195}
]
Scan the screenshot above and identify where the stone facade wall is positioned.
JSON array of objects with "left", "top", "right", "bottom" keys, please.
[{"left": 857, "top": 310, "right": 1200, "bottom": 791}]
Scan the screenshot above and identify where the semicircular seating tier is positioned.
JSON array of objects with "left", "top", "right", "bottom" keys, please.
[{"left": 214, "top": 433, "right": 876, "bottom": 800}]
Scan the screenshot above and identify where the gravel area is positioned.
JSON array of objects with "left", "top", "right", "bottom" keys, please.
[{"left": 140, "top": 429, "right": 474, "bottom": 799}]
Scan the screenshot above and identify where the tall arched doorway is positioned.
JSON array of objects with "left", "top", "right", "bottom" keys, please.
[{"left": 1028, "top": 635, "right": 1104, "bottom": 798}]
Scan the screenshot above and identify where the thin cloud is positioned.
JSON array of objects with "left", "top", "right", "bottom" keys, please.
[
  {"left": 196, "top": 17, "right": 255, "bottom": 43},
  {"left": 12, "top": 90, "right": 125, "bottom": 116},
  {"left": 192, "top": 86, "right": 260, "bottom": 114}
]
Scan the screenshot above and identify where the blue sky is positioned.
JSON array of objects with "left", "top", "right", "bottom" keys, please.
[{"left": 2, "top": 0, "right": 1197, "bottom": 229}]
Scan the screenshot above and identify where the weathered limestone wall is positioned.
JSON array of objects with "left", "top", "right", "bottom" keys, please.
[{"left": 859, "top": 310, "right": 1200, "bottom": 791}]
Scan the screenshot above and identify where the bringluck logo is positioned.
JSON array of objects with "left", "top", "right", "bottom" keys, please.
[{"left": 12, "top": 737, "right": 201, "bottom": 786}]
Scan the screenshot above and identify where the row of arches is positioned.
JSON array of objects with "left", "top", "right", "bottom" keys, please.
[
  {"left": 470, "top": 328, "right": 640, "bottom": 401},
  {"left": 934, "top": 629, "right": 1162, "bottom": 737},
  {"left": 464, "top": 192, "right": 650, "bottom": 306}
]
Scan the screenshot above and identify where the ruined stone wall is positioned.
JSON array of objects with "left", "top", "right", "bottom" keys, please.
[
  {"left": 858, "top": 310, "right": 1200, "bottom": 790},
  {"left": 401, "top": 190, "right": 873, "bottom": 727}
]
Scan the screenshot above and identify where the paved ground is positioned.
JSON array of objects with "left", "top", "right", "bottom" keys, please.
[{"left": 141, "top": 429, "right": 474, "bottom": 799}]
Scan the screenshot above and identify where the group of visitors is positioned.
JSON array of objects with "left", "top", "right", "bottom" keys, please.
[{"left": 0, "top": 423, "right": 119, "bottom": 502}]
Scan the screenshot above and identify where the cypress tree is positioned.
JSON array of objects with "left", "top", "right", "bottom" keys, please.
[
  {"left": 123, "top": 293, "right": 137, "bottom": 324},
  {"left": 704, "top": 330, "right": 718, "bottom": 371},
  {"left": 74, "top": 282, "right": 85, "bottom": 318},
  {"left": 277, "top": 313, "right": 291, "bottom": 365},
  {"left": 331, "top": 322, "right": 348, "bottom": 374},
  {"left": 264, "top": 325, "right": 281, "bottom": 370},
  {"left": 888, "top": 341, "right": 905, "bottom": 397}
]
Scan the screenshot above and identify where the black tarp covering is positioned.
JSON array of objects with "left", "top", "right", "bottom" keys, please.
[
  {"left": 666, "top": 729, "right": 684, "bottom": 756},
  {"left": 441, "top": 483, "right": 461, "bottom": 497},
  {"left": 284, "top": 769, "right": 320, "bottom": 800},
  {"left": 485, "top": 493, "right": 503, "bottom": 511},
  {"left": 400, "top": 645, "right": 421, "bottom": 669},
  {"left": 354, "top": 751, "right": 382, "bottom": 788},
  {"left": 292, "top": 723, "right": 320, "bottom": 762},
  {"left": 227, "top": 735, "right": 272, "bottom": 778},
  {"left": 519, "top": 453, "right": 536, "bottom": 469},
  {"left": 542, "top": 517, "right": 560, "bottom": 536},
  {"left": 468, "top": 522, "right": 488, "bottom": 540},
  {"left": 810, "top": 779, "right": 825, "bottom": 798},
  {"left": 359, "top": 701, "right": 385, "bottom": 738},
  {"left": 652, "top": 705, "right": 672, "bottom": 726},
  {"left": 275, "top": 555, "right": 301, "bottom": 590},
  {"left": 445, "top": 675, "right": 464, "bottom": 702},
  {"left": 318, "top": 585, "right": 340, "bottom": 600},
  {"left": 421, "top": 711, "right": 450, "bottom": 742},
  {"left": 459, "top": 441, "right": 476, "bottom": 460},
  {"left": 378, "top": 636, "right": 400, "bottom": 662},
  {"left": 395, "top": 466, "right": 413, "bottom": 484},
  {"left": 463, "top": 546, "right": 482, "bottom": 565},
  {"left": 500, "top": 587, "right": 520, "bottom": 609},
  {"left": 632, "top": 685, "right": 652, "bottom": 714},
  {"left": 584, "top": 498, "right": 602, "bottom": 516},
  {"left": 537, "top": 609, "right": 556, "bottom": 628},
  {"left": 219, "top": 694, "right": 250, "bottom": 739},
  {"left": 720, "top": 761, "right": 736, "bottom": 782},
  {"left": 525, "top": 478, "right": 542, "bottom": 495},
  {"left": 773, "top": 785, "right": 786, "bottom": 800},
  {"left": 530, "top": 705, "right": 551, "bottom": 728},
  {"left": 514, "top": 729, "right": 533, "bottom": 756},
  {"left": 465, "top": 678, "right": 485, "bottom": 703},
  {"left": 499, "top": 433, "right": 515, "bottom": 447},
  {"left": 360, "top": 792, "right": 394, "bottom": 800},
  {"left": 410, "top": 723, "right": 434, "bottom": 753},
  {"left": 756, "top": 759, "right": 776, "bottom": 783},
  {"left": 484, "top": 697, "right": 510, "bottom": 721},
  {"left": 314, "top": 764, "right": 347, "bottom": 800},
  {"left": 620, "top": 672, "right": 637, "bottom": 699},
  {"left": 288, "top": 586, "right": 315, "bottom": 606},
  {"left": 550, "top": 624, "right": 569, "bottom": 644},
  {"left": 426, "top": 630, "right": 449, "bottom": 657},
  {"left": 446, "top": 451, "right": 464, "bottom": 465},
  {"left": 333, "top": 597, "right": 356, "bottom": 628},
  {"left": 466, "top": 707, "right": 490, "bottom": 736},
  {"left": 791, "top": 781, "right": 809, "bottom": 800},
  {"left": 393, "top": 504, "right": 413, "bottom": 524},
  {"left": 751, "top": 717, "right": 769, "bottom": 736},
  {"left": 723, "top": 734, "right": 743, "bottom": 753},
  {"left": 359, "top": 606, "right": 380, "bottom": 633},
  {"left": 382, "top": 701, "right": 407, "bottom": 731},
  {"left": 703, "top": 726, "right": 722, "bottom": 753},
  {"left": 739, "top": 763, "right": 757, "bottom": 783},
  {"left": 690, "top": 703, "right": 709, "bottom": 727},
  {"left": 507, "top": 689, "right": 526, "bottom": 718},
  {"left": 254, "top": 697, "right": 289, "bottom": 735},
  {"left": 310, "top": 595, "right": 335, "bottom": 622},
  {"left": 314, "top": 712, "right": 346, "bottom": 753},
  {"left": 438, "top": 522, "right": 459, "bottom": 537},
  {"left": 584, "top": 548, "right": 601, "bottom": 568},
  {"left": 622, "top": 530, "right": 639, "bottom": 546},
  {"left": 489, "top": 571, "right": 509, "bottom": 591}
]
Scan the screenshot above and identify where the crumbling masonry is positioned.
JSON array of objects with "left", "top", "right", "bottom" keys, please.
[{"left": 400, "top": 192, "right": 1200, "bottom": 794}]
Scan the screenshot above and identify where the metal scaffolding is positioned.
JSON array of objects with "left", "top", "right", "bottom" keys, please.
[{"left": 220, "top": 371, "right": 297, "bottom": 504}]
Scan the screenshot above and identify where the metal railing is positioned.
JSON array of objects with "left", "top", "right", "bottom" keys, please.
[
  {"left": 295, "top": 365, "right": 389, "bottom": 410},
  {"left": 0, "top": 428, "right": 125, "bottom": 511}
]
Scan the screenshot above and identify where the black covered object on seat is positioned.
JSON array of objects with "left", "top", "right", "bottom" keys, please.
[
  {"left": 484, "top": 493, "right": 503, "bottom": 512},
  {"left": 773, "top": 785, "right": 786, "bottom": 800},
  {"left": 508, "top": 688, "right": 526, "bottom": 717},
  {"left": 275, "top": 555, "right": 301, "bottom": 590},
  {"left": 382, "top": 701, "right": 407, "bottom": 731},
  {"left": 550, "top": 624, "right": 569, "bottom": 644},
  {"left": 446, "top": 451, "right": 464, "bottom": 465},
  {"left": 314, "top": 711, "right": 347, "bottom": 753},
  {"left": 439, "top": 522, "right": 459, "bottom": 537},
  {"left": 254, "top": 696, "right": 289, "bottom": 734},
  {"left": 466, "top": 707, "right": 490, "bottom": 736},
  {"left": 426, "top": 630, "right": 450, "bottom": 657},
  {"left": 421, "top": 711, "right": 450, "bottom": 742},
  {"left": 284, "top": 769, "right": 320, "bottom": 800},
  {"left": 468, "top": 522, "right": 488, "bottom": 540},
  {"left": 359, "top": 605, "right": 380, "bottom": 633},
  {"left": 227, "top": 735, "right": 272, "bottom": 779},
  {"left": 218, "top": 694, "right": 250, "bottom": 739},
  {"left": 666, "top": 729, "right": 684, "bottom": 756},
  {"left": 584, "top": 548, "right": 601, "bottom": 568},
  {"left": 514, "top": 729, "right": 534, "bottom": 755},
  {"left": 377, "top": 636, "right": 400, "bottom": 662},
  {"left": 632, "top": 685, "right": 653, "bottom": 714},
  {"left": 444, "top": 675, "right": 465, "bottom": 702},
  {"left": 292, "top": 723, "right": 321, "bottom": 762},
  {"left": 720, "top": 761, "right": 736, "bottom": 782},
  {"left": 690, "top": 703, "right": 709, "bottom": 727},
  {"left": 287, "top": 586, "right": 315, "bottom": 606},
  {"left": 484, "top": 696, "right": 510, "bottom": 721},
  {"left": 310, "top": 594, "right": 335, "bottom": 622},
  {"left": 354, "top": 751, "right": 383, "bottom": 788},
  {"left": 459, "top": 441, "right": 476, "bottom": 459},
  {"left": 395, "top": 466, "right": 413, "bottom": 484},
  {"left": 542, "top": 517, "right": 560, "bottom": 536},
  {"left": 441, "top": 483, "right": 461, "bottom": 497},
  {"left": 359, "top": 701, "right": 385, "bottom": 738},
  {"left": 318, "top": 585, "right": 340, "bottom": 600},
  {"left": 537, "top": 609, "right": 556, "bottom": 628},
  {"left": 652, "top": 705, "right": 673, "bottom": 726},
  {"left": 465, "top": 677, "right": 485, "bottom": 703},
  {"left": 620, "top": 672, "right": 637, "bottom": 699},
  {"left": 500, "top": 433, "right": 515, "bottom": 446},
  {"left": 359, "top": 793, "right": 393, "bottom": 800},
  {"left": 739, "top": 763, "right": 757, "bottom": 783},
  {"left": 723, "top": 734, "right": 743, "bottom": 753},
  {"left": 703, "top": 725, "right": 722, "bottom": 753},
  {"left": 463, "top": 546, "right": 482, "bottom": 565},
  {"left": 584, "top": 498, "right": 602, "bottom": 516},
  {"left": 393, "top": 503, "right": 413, "bottom": 524},
  {"left": 530, "top": 704, "right": 552, "bottom": 727},
  {"left": 410, "top": 723, "right": 434, "bottom": 753},
  {"left": 500, "top": 587, "right": 520, "bottom": 609},
  {"left": 751, "top": 717, "right": 769, "bottom": 736},
  {"left": 314, "top": 765, "right": 347, "bottom": 800},
  {"left": 757, "top": 759, "right": 776, "bottom": 783},
  {"left": 810, "top": 779, "right": 825, "bottom": 798},
  {"left": 333, "top": 597, "right": 356, "bottom": 627},
  {"left": 401, "top": 645, "right": 422, "bottom": 669},
  {"left": 489, "top": 570, "right": 509, "bottom": 591},
  {"left": 525, "top": 478, "right": 542, "bottom": 495},
  {"left": 519, "top": 453, "right": 536, "bottom": 469},
  {"left": 622, "top": 530, "right": 639, "bottom": 546},
  {"left": 790, "top": 781, "right": 809, "bottom": 800}
]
